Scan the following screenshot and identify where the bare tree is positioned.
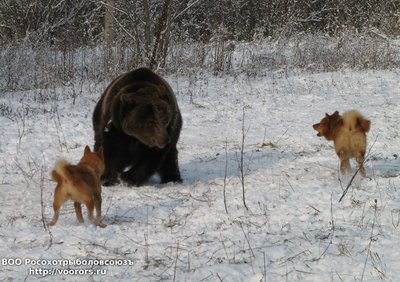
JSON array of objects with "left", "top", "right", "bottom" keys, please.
[
  {"left": 149, "top": 0, "right": 172, "bottom": 69},
  {"left": 104, "top": 0, "right": 115, "bottom": 45}
]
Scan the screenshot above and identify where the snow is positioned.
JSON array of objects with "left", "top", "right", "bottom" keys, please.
[{"left": 0, "top": 68, "right": 399, "bottom": 281}]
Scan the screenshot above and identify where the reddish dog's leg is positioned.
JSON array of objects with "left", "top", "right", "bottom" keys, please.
[
  {"left": 74, "top": 202, "right": 84, "bottom": 223},
  {"left": 85, "top": 200, "right": 106, "bottom": 228},
  {"left": 94, "top": 194, "right": 107, "bottom": 228},
  {"left": 49, "top": 184, "right": 68, "bottom": 226}
]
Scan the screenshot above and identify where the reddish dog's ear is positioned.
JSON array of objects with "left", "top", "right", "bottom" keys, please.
[
  {"left": 334, "top": 110, "right": 339, "bottom": 115},
  {"left": 325, "top": 113, "right": 330, "bottom": 118},
  {"left": 84, "top": 145, "right": 91, "bottom": 154}
]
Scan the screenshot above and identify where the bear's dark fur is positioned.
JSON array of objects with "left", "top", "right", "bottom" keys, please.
[{"left": 93, "top": 67, "right": 182, "bottom": 186}]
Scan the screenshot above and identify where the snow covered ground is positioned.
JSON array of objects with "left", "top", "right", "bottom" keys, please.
[{"left": 0, "top": 67, "right": 399, "bottom": 281}]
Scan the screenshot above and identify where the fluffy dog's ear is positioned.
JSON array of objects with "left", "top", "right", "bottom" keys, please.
[
  {"left": 358, "top": 118, "right": 371, "bottom": 133},
  {"left": 325, "top": 113, "right": 330, "bottom": 118}
]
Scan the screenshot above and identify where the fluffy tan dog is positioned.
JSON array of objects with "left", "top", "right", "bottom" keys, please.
[{"left": 313, "top": 110, "right": 371, "bottom": 176}]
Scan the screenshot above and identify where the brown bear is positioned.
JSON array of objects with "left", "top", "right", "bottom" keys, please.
[{"left": 92, "top": 67, "right": 182, "bottom": 186}]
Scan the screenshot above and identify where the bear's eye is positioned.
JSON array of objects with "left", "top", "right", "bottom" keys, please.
[
  {"left": 155, "top": 106, "right": 162, "bottom": 114},
  {"left": 147, "top": 121, "right": 154, "bottom": 128}
]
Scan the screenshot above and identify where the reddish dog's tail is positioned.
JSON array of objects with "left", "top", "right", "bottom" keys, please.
[
  {"left": 342, "top": 110, "right": 371, "bottom": 133},
  {"left": 51, "top": 159, "right": 70, "bottom": 184}
]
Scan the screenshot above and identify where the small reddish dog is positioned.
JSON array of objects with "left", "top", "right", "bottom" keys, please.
[
  {"left": 49, "top": 145, "right": 106, "bottom": 228},
  {"left": 313, "top": 110, "right": 371, "bottom": 176}
]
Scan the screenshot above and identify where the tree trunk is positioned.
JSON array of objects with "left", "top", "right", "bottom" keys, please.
[
  {"left": 104, "top": 0, "right": 115, "bottom": 45},
  {"left": 149, "top": 0, "right": 171, "bottom": 69}
]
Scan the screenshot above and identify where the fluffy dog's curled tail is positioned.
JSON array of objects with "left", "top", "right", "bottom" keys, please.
[
  {"left": 51, "top": 159, "right": 70, "bottom": 184},
  {"left": 342, "top": 110, "right": 371, "bottom": 133}
]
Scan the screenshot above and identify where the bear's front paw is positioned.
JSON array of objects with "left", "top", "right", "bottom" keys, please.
[
  {"left": 120, "top": 173, "right": 142, "bottom": 187},
  {"left": 100, "top": 171, "right": 120, "bottom": 186},
  {"left": 160, "top": 174, "right": 182, "bottom": 184},
  {"left": 101, "top": 174, "right": 120, "bottom": 186}
]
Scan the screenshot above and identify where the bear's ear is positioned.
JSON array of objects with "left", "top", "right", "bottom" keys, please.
[
  {"left": 97, "top": 146, "right": 104, "bottom": 159},
  {"left": 120, "top": 93, "right": 136, "bottom": 105},
  {"left": 158, "top": 84, "right": 167, "bottom": 93},
  {"left": 157, "top": 85, "right": 169, "bottom": 99}
]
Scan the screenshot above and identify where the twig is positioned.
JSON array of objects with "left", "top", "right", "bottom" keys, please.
[
  {"left": 101, "top": 183, "right": 115, "bottom": 223},
  {"left": 223, "top": 138, "right": 228, "bottom": 214},
  {"left": 40, "top": 166, "right": 53, "bottom": 250},
  {"left": 53, "top": 105, "right": 69, "bottom": 153},
  {"left": 143, "top": 205, "right": 150, "bottom": 269},
  {"left": 391, "top": 209, "right": 400, "bottom": 229},
  {"left": 16, "top": 115, "right": 26, "bottom": 148},
  {"left": 173, "top": 241, "right": 179, "bottom": 282},
  {"left": 330, "top": 192, "right": 335, "bottom": 231},
  {"left": 238, "top": 222, "right": 255, "bottom": 258},
  {"left": 263, "top": 251, "right": 267, "bottom": 282},
  {"left": 338, "top": 165, "right": 362, "bottom": 202},
  {"left": 172, "top": 0, "right": 205, "bottom": 21},
  {"left": 314, "top": 193, "right": 334, "bottom": 261},
  {"left": 285, "top": 176, "right": 295, "bottom": 192},
  {"left": 98, "top": 1, "right": 138, "bottom": 44},
  {"left": 14, "top": 158, "right": 38, "bottom": 183},
  {"left": 361, "top": 199, "right": 378, "bottom": 281},
  {"left": 219, "top": 233, "right": 230, "bottom": 263},
  {"left": 240, "top": 106, "right": 249, "bottom": 210},
  {"left": 275, "top": 128, "right": 289, "bottom": 145},
  {"left": 40, "top": 175, "right": 47, "bottom": 231}
]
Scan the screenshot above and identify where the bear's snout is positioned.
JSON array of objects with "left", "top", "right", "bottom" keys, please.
[{"left": 153, "top": 135, "right": 170, "bottom": 150}]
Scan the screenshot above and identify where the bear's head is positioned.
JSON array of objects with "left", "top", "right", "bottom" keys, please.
[{"left": 113, "top": 85, "right": 173, "bottom": 149}]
